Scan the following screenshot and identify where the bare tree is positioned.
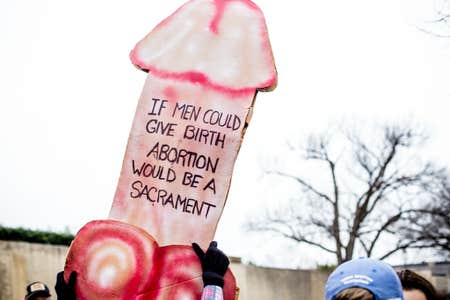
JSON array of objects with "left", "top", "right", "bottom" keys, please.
[
  {"left": 399, "top": 176, "right": 450, "bottom": 257},
  {"left": 248, "top": 124, "right": 448, "bottom": 264}
]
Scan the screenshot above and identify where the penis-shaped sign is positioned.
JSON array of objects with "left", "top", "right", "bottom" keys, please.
[
  {"left": 110, "top": 0, "right": 276, "bottom": 249},
  {"left": 64, "top": 0, "right": 277, "bottom": 299}
]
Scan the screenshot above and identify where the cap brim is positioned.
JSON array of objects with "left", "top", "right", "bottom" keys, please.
[{"left": 25, "top": 290, "right": 51, "bottom": 300}]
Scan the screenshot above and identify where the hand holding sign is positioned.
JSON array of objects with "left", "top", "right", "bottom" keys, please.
[{"left": 193, "top": 241, "right": 230, "bottom": 288}]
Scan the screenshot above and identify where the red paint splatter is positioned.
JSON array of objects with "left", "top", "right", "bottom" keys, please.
[
  {"left": 163, "top": 86, "right": 178, "bottom": 102},
  {"left": 210, "top": 0, "right": 226, "bottom": 34},
  {"left": 210, "top": 0, "right": 261, "bottom": 34},
  {"left": 148, "top": 67, "right": 257, "bottom": 98}
]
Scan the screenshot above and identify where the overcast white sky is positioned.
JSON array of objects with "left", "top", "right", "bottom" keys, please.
[{"left": 1, "top": 0, "right": 449, "bottom": 268}]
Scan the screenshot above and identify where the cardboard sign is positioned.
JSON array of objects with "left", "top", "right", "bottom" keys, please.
[
  {"left": 64, "top": 0, "right": 276, "bottom": 299},
  {"left": 110, "top": 0, "right": 276, "bottom": 249}
]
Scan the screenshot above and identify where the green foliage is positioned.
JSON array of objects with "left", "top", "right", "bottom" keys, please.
[
  {"left": 0, "top": 226, "right": 74, "bottom": 246},
  {"left": 317, "top": 264, "right": 336, "bottom": 272}
]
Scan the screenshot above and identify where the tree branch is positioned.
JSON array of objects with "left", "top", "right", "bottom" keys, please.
[
  {"left": 367, "top": 212, "right": 402, "bottom": 256},
  {"left": 268, "top": 170, "right": 334, "bottom": 204},
  {"left": 248, "top": 218, "right": 337, "bottom": 254}
]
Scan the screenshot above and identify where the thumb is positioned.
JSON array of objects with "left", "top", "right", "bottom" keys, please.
[
  {"left": 192, "top": 242, "right": 205, "bottom": 260},
  {"left": 209, "top": 241, "right": 218, "bottom": 248},
  {"left": 68, "top": 271, "right": 77, "bottom": 287}
]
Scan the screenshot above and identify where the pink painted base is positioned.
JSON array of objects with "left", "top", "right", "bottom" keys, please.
[{"left": 65, "top": 220, "right": 237, "bottom": 300}]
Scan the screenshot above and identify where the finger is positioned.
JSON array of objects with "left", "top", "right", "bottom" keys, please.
[
  {"left": 56, "top": 271, "right": 64, "bottom": 283},
  {"left": 209, "top": 241, "right": 218, "bottom": 248},
  {"left": 68, "top": 271, "right": 77, "bottom": 287},
  {"left": 192, "top": 242, "right": 205, "bottom": 260}
]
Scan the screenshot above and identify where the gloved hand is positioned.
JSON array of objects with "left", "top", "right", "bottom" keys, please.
[
  {"left": 192, "top": 241, "right": 230, "bottom": 288},
  {"left": 55, "top": 271, "right": 77, "bottom": 300}
]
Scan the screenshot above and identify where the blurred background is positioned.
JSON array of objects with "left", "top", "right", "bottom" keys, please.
[{"left": 1, "top": 0, "right": 450, "bottom": 298}]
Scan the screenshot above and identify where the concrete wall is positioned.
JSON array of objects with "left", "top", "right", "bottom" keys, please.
[
  {"left": 0, "top": 241, "right": 68, "bottom": 300},
  {"left": 230, "top": 261, "right": 329, "bottom": 300},
  {"left": 0, "top": 241, "right": 329, "bottom": 300},
  {"left": 4, "top": 241, "right": 448, "bottom": 300}
]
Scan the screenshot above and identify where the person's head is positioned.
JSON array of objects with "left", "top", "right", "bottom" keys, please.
[
  {"left": 325, "top": 258, "right": 404, "bottom": 300},
  {"left": 335, "top": 287, "right": 374, "bottom": 300},
  {"left": 25, "top": 282, "right": 51, "bottom": 300},
  {"left": 397, "top": 269, "right": 437, "bottom": 300}
]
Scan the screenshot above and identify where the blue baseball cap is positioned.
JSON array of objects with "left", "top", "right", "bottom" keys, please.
[{"left": 325, "top": 258, "right": 404, "bottom": 300}]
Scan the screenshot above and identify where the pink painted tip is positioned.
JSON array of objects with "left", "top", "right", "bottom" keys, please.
[{"left": 130, "top": 0, "right": 277, "bottom": 93}]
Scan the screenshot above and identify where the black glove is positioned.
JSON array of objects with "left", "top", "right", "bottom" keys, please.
[
  {"left": 55, "top": 271, "right": 77, "bottom": 300},
  {"left": 192, "top": 241, "right": 230, "bottom": 288}
]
